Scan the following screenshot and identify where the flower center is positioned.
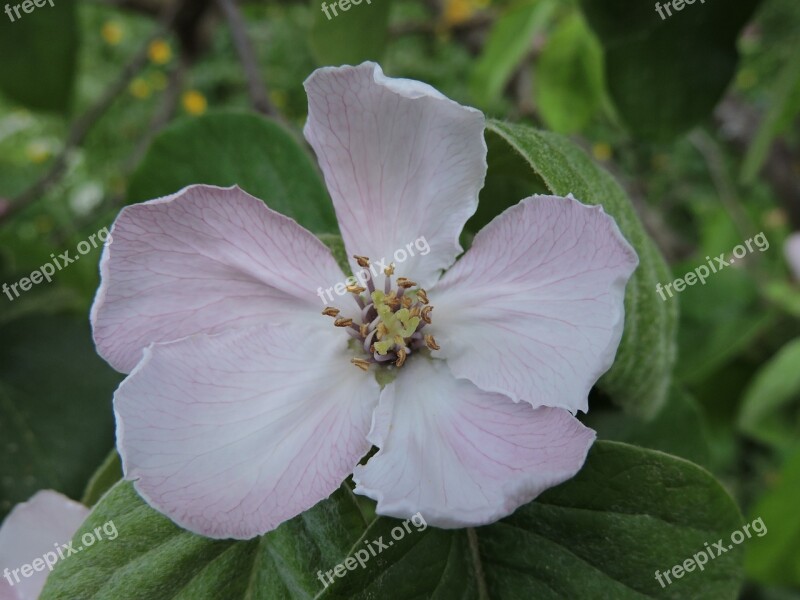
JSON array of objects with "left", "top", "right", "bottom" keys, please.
[{"left": 323, "top": 255, "right": 439, "bottom": 371}]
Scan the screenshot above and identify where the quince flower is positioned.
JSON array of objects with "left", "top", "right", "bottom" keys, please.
[{"left": 91, "top": 62, "right": 638, "bottom": 539}]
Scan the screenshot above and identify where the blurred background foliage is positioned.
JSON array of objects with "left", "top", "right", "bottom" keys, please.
[{"left": 1, "top": 0, "right": 799, "bottom": 597}]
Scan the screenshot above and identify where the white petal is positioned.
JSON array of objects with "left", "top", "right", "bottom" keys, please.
[
  {"left": 0, "top": 491, "right": 88, "bottom": 600},
  {"left": 92, "top": 184, "right": 354, "bottom": 374},
  {"left": 353, "top": 359, "right": 595, "bottom": 527},
  {"left": 115, "top": 324, "right": 379, "bottom": 539},
  {"left": 304, "top": 62, "right": 487, "bottom": 288},
  {"left": 431, "top": 195, "right": 638, "bottom": 413}
]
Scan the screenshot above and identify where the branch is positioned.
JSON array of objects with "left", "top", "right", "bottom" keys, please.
[
  {"left": 1, "top": 2, "right": 184, "bottom": 225},
  {"left": 215, "top": 0, "right": 281, "bottom": 119}
]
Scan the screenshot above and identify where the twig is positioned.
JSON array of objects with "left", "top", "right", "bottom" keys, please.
[
  {"left": 215, "top": 0, "right": 280, "bottom": 119},
  {"left": 1, "top": 2, "right": 184, "bottom": 225}
]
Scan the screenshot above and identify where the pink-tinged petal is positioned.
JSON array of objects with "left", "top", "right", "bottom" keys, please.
[
  {"left": 786, "top": 233, "right": 800, "bottom": 281},
  {"left": 115, "top": 323, "right": 379, "bottom": 540},
  {"left": 353, "top": 359, "right": 595, "bottom": 527},
  {"left": 91, "top": 184, "right": 353, "bottom": 374},
  {"left": 431, "top": 195, "right": 638, "bottom": 413},
  {"left": 304, "top": 62, "right": 486, "bottom": 288},
  {"left": 0, "top": 491, "right": 88, "bottom": 600}
]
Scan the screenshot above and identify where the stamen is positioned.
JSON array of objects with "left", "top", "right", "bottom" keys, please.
[
  {"left": 353, "top": 255, "right": 370, "bottom": 268},
  {"left": 328, "top": 258, "right": 438, "bottom": 370},
  {"left": 351, "top": 358, "right": 371, "bottom": 371},
  {"left": 420, "top": 305, "right": 433, "bottom": 324},
  {"left": 424, "top": 334, "right": 440, "bottom": 351},
  {"left": 396, "top": 277, "right": 416, "bottom": 289}
]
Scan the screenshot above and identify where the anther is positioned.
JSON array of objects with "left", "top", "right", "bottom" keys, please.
[
  {"left": 322, "top": 307, "right": 340, "bottom": 317},
  {"left": 351, "top": 358, "right": 371, "bottom": 371},
  {"left": 421, "top": 305, "right": 433, "bottom": 323},
  {"left": 334, "top": 317, "right": 354, "bottom": 328},
  {"left": 346, "top": 284, "right": 366, "bottom": 294},
  {"left": 416, "top": 288, "right": 429, "bottom": 304},
  {"left": 395, "top": 348, "right": 407, "bottom": 368},
  {"left": 424, "top": 334, "right": 440, "bottom": 351},
  {"left": 353, "top": 255, "right": 371, "bottom": 268},
  {"left": 384, "top": 263, "right": 395, "bottom": 276},
  {"left": 396, "top": 277, "right": 416, "bottom": 289}
]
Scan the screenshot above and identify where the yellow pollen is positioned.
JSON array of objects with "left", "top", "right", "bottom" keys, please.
[
  {"left": 395, "top": 348, "right": 407, "bottom": 368},
  {"left": 346, "top": 284, "right": 366, "bottom": 294},
  {"left": 384, "top": 263, "right": 395, "bottom": 276}
]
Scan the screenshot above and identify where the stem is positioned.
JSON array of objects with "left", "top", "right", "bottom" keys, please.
[{"left": 215, "top": 0, "right": 281, "bottom": 120}]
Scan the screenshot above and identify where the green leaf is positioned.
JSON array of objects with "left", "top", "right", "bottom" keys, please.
[
  {"left": 0, "top": 0, "right": 79, "bottom": 111},
  {"left": 579, "top": 0, "right": 761, "bottom": 139},
  {"left": 322, "top": 442, "right": 744, "bottom": 599},
  {"left": 738, "top": 337, "right": 800, "bottom": 453},
  {"left": 485, "top": 120, "right": 677, "bottom": 417},
  {"left": 0, "top": 315, "right": 121, "bottom": 520},
  {"left": 746, "top": 447, "right": 800, "bottom": 586},
  {"left": 41, "top": 443, "right": 745, "bottom": 599},
  {"left": 309, "top": 0, "right": 392, "bottom": 66},
  {"left": 128, "top": 112, "right": 338, "bottom": 234},
  {"left": 585, "top": 387, "right": 711, "bottom": 468},
  {"left": 470, "top": 0, "right": 557, "bottom": 107},
  {"left": 40, "top": 483, "right": 368, "bottom": 600},
  {"left": 534, "top": 11, "right": 604, "bottom": 133}
]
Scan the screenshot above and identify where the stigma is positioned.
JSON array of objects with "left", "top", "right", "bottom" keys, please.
[{"left": 323, "top": 257, "right": 439, "bottom": 370}]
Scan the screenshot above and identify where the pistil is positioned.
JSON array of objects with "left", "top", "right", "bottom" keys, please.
[{"left": 322, "top": 255, "right": 438, "bottom": 370}]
